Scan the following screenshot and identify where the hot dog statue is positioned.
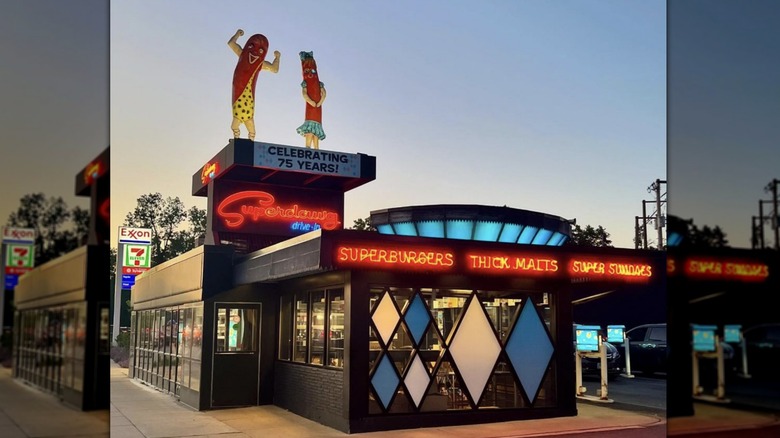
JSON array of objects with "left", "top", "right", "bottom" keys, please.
[
  {"left": 228, "top": 29, "right": 280, "bottom": 141},
  {"left": 295, "top": 51, "right": 326, "bottom": 149}
]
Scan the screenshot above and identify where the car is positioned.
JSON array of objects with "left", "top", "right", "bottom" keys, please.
[
  {"left": 742, "top": 323, "right": 780, "bottom": 380},
  {"left": 620, "top": 323, "right": 668, "bottom": 375},
  {"left": 618, "top": 323, "right": 735, "bottom": 377},
  {"left": 573, "top": 324, "right": 621, "bottom": 380}
]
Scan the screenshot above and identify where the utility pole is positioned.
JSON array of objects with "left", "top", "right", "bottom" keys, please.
[
  {"left": 645, "top": 179, "right": 666, "bottom": 250},
  {"left": 642, "top": 201, "right": 649, "bottom": 249},
  {"left": 766, "top": 179, "right": 779, "bottom": 250}
]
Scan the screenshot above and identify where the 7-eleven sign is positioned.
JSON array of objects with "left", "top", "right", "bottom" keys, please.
[
  {"left": 6, "top": 243, "right": 35, "bottom": 270},
  {"left": 123, "top": 244, "right": 151, "bottom": 269}
]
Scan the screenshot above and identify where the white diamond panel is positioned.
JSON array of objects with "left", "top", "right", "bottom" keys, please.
[
  {"left": 405, "top": 354, "right": 430, "bottom": 408},
  {"left": 372, "top": 292, "right": 400, "bottom": 346},
  {"left": 447, "top": 294, "right": 501, "bottom": 403}
]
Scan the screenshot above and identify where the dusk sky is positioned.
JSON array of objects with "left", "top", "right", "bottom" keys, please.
[
  {"left": 668, "top": 0, "right": 780, "bottom": 249},
  {"left": 110, "top": 0, "right": 666, "bottom": 249},
  {"left": 0, "top": 0, "right": 108, "bottom": 231}
]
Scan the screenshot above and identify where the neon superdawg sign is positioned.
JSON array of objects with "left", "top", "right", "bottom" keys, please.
[{"left": 217, "top": 190, "right": 341, "bottom": 230}]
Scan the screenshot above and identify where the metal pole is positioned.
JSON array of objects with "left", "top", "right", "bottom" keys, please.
[
  {"left": 576, "top": 353, "right": 584, "bottom": 396},
  {"left": 716, "top": 336, "right": 726, "bottom": 399},
  {"left": 739, "top": 335, "right": 751, "bottom": 378},
  {"left": 111, "top": 242, "right": 124, "bottom": 346},
  {"left": 635, "top": 216, "right": 641, "bottom": 249},
  {"left": 656, "top": 179, "right": 663, "bottom": 249},
  {"left": 759, "top": 201, "right": 766, "bottom": 249},
  {"left": 692, "top": 351, "right": 701, "bottom": 396},
  {"left": 622, "top": 333, "right": 635, "bottom": 378},
  {"left": 0, "top": 243, "right": 6, "bottom": 333},
  {"left": 642, "top": 201, "right": 649, "bottom": 249},
  {"left": 599, "top": 339, "right": 608, "bottom": 400},
  {"left": 773, "top": 179, "right": 779, "bottom": 250}
]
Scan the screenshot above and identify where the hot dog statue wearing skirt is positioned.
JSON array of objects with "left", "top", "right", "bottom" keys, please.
[
  {"left": 296, "top": 51, "right": 327, "bottom": 149},
  {"left": 228, "top": 29, "right": 280, "bottom": 141}
]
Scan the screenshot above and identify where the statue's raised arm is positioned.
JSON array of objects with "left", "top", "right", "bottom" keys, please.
[{"left": 228, "top": 29, "right": 244, "bottom": 56}]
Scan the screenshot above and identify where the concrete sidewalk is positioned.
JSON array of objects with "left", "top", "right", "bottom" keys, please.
[
  {"left": 668, "top": 403, "right": 780, "bottom": 437},
  {"left": 109, "top": 361, "right": 665, "bottom": 437},
  {"left": 0, "top": 367, "right": 109, "bottom": 438}
]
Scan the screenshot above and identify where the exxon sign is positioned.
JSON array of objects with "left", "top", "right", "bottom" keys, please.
[
  {"left": 118, "top": 227, "right": 153, "bottom": 244},
  {"left": 2, "top": 227, "right": 36, "bottom": 244}
]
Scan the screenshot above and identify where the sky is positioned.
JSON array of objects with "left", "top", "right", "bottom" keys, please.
[
  {"left": 668, "top": 0, "right": 780, "bottom": 249},
  {"left": 0, "top": 0, "right": 108, "bottom": 231},
  {"left": 110, "top": 0, "right": 666, "bottom": 250}
]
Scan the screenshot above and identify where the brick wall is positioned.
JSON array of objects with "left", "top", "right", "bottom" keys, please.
[{"left": 274, "top": 361, "right": 347, "bottom": 432}]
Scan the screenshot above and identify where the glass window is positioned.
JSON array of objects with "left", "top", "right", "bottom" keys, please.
[
  {"left": 216, "top": 307, "right": 258, "bottom": 352},
  {"left": 293, "top": 294, "right": 308, "bottom": 363},
  {"left": 216, "top": 308, "right": 227, "bottom": 352},
  {"left": 192, "top": 305, "right": 203, "bottom": 361},
  {"left": 328, "top": 290, "right": 345, "bottom": 368},
  {"left": 279, "top": 295, "right": 292, "bottom": 360},
  {"left": 310, "top": 291, "right": 326, "bottom": 365}
]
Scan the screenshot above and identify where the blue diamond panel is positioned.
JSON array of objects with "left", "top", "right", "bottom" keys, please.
[
  {"left": 372, "top": 354, "right": 400, "bottom": 409},
  {"left": 506, "top": 300, "right": 554, "bottom": 403},
  {"left": 404, "top": 294, "right": 431, "bottom": 345}
]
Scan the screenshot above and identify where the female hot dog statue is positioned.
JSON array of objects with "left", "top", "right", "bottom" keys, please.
[{"left": 295, "top": 51, "right": 326, "bottom": 149}]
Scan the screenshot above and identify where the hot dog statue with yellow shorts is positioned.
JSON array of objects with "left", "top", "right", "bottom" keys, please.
[{"left": 228, "top": 29, "right": 280, "bottom": 141}]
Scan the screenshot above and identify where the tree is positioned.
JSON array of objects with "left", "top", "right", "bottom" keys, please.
[
  {"left": 350, "top": 217, "right": 375, "bottom": 231},
  {"left": 567, "top": 224, "right": 613, "bottom": 247},
  {"left": 123, "top": 193, "right": 207, "bottom": 266},
  {"left": 6, "top": 193, "right": 89, "bottom": 265}
]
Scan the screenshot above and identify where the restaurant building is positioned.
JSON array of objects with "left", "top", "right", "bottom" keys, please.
[
  {"left": 127, "top": 139, "right": 664, "bottom": 433},
  {"left": 12, "top": 147, "right": 110, "bottom": 410}
]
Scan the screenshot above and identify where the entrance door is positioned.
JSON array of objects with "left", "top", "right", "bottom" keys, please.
[{"left": 211, "top": 303, "right": 261, "bottom": 407}]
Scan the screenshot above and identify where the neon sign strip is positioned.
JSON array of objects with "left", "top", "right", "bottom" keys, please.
[
  {"left": 684, "top": 258, "right": 769, "bottom": 282},
  {"left": 334, "top": 246, "right": 653, "bottom": 280},
  {"left": 217, "top": 190, "right": 341, "bottom": 230},
  {"left": 336, "top": 246, "right": 454, "bottom": 270}
]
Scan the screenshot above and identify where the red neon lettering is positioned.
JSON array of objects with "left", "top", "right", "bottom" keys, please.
[
  {"left": 568, "top": 259, "right": 652, "bottom": 280},
  {"left": 466, "top": 253, "right": 559, "bottom": 275},
  {"left": 83, "top": 161, "right": 102, "bottom": 184},
  {"left": 217, "top": 191, "right": 341, "bottom": 230},
  {"left": 99, "top": 198, "right": 110, "bottom": 223},
  {"left": 685, "top": 258, "right": 768, "bottom": 282},
  {"left": 337, "top": 246, "right": 454, "bottom": 270},
  {"left": 201, "top": 162, "right": 219, "bottom": 184}
]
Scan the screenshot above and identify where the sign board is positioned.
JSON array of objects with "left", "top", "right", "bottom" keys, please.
[
  {"left": 213, "top": 181, "right": 344, "bottom": 238},
  {"left": 2, "top": 227, "right": 35, "bottom": 244},
  {"left": 121, "top": 274, "right": 136, "bottom": 290},
  {"left": 5, "top": 274, "right": 19, "bottom": 289},
  {"left": 5, "top": 244, "right": 35, "bottom": 271},
  {"left": 123, "top": 244, "right": 151, "bottom": 269},
  {"left": 607, "top": 325, "right": 625, "bottom": 343},
  {"left": 118, "top": 227, "right": 153, "bottom": 245},
  {"left": 254, "top": 143, "right": 361, "bottom": 178},
  {"left": 724, "top": 325, "right": 742, "bottom": 343},
  {"left": 692, "top": 324, "right": 717, "bottom": 352},
  {"left": 575, "top": 325, "right": 601, "bottom": 352}
]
